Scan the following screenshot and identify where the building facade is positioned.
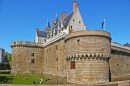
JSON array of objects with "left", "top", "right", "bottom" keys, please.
[
  {"left": 11, "top": 2, "right": 130, "bottom": 84},
  {"left": 0, "top": 48, "right": 5, "bottom": 63}
]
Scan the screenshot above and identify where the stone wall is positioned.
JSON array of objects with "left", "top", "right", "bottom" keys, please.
[
  {"left": 110, "top": 46, "right": 130, "bottom": 81},
  {"left": 43, "top": 38, "right": 67, "bottom": 77},
  {"left": 10, "top": 30, "right": 130, "bottom": 84},
  {"left": 11, "top": 41, "right": 44, "bottom": 74},
  {"left": 65, "top": 30, "right": 111, "bottom": 84}
]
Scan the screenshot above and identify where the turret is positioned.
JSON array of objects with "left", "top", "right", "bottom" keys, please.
[{"left": 45, "top": 20, "right": 51, "bottom": 32}]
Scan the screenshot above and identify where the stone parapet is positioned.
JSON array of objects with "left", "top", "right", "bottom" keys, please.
[
  {"left": 111, "top": 42, "right": 130, "bottom": 53},
  {"left": 11, "top": 41, "right": 44, "bottom": 74},
  {"left": 11, "top": 41, "right": 43, "bottom": 48},
  {"left": 65, "top": 30, "right": 111, "bottom": 41}
]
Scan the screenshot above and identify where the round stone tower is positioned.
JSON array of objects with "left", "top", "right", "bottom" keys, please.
[
  {"left": 65, "top": 30, "right": 111, "bottom": 84},
  {"left": 11, "top": 41, "right": 44, "bottom": 74}
]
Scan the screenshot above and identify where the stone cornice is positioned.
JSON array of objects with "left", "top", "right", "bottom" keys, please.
[{"left": 65, "top": 30, "right": 111, "bottom": 42}]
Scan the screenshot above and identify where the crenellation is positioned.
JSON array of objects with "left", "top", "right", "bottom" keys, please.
[
  {"left": 11, "top": 41, "right": 43, "bottom": 48},
  {"left": 10, "top": 1, "right": 130, "bottom": 85}
]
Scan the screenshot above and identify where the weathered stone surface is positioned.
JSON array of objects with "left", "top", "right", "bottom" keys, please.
[
  {"left": 11, "top": 30, "right": 130, "bottom": 84},
  {"left": 11, "top": 42, "right": 44, "bottom": 74},
  {"left": 110, "top": 47, "right": 130, "bottom": 81},
  {"left": 43, "top": 38, "right": 66, "bottom": 77},
  {"left": 65, "top": 30, "right": 111, "bottom": 84}
]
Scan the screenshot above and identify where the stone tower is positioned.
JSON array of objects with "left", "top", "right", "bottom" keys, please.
[
  {"left": 11, "top": 41, "right": 44, "bottom": 74},
  {"left": 65, "top": 30, "right": 111, "bottom": 84}
]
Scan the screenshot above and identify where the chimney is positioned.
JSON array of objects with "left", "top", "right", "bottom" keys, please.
[
  {"left": 36, "top": 28, "right": 39, "bottom": 32},
  {"left": 60, "top": 12, "right": 66, "bottom": 20},
  {"left": 73, "top": 1, "right": 78, "bottom": 12},
  {"left": 60, "top": 14, "right": 63, "bottom": 20},
  {"left": 62, "top": 12, "right": 66, "bottom": 19}
]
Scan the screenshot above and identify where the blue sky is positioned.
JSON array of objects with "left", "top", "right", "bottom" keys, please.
[{"left": 0, "top": 0, "right": 130, "bottom": 53}]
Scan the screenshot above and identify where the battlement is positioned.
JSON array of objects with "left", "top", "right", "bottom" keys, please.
[
  {"left": 11, "top": 41, "right": 43, "bottom": 48},
  {"left": 111, "top": 42, "right": 130, "bottom": 51},
  {"left": 65, "top": 30, "right": 111, "bottom": 42}
]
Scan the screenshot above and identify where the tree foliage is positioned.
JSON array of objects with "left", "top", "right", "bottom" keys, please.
[{"left": 7, "top": 54, "right": 12, "bottom": 61}]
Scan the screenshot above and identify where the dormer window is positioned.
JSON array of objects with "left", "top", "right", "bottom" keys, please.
[
  {"left": 71, "top": 26, "right": 72, "bottom": 29},
  {"left": 73, "top": 19, "right": 75, "bottom": 22}
]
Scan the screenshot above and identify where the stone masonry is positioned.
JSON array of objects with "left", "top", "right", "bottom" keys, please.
[{"left": 11, "top": 1, "right": 130, "bottom": 85}]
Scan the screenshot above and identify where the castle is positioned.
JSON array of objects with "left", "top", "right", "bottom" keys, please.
[{"left": 11, "top": 2, "right": 130, "bottom": 84}]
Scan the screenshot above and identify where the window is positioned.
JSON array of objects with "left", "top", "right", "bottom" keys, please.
[
  {"left": 31, "top": 59, "right": 35, "bottom": 63},
  {"left": 79, "top": 21, "right": 81, "bottom": 24},
  {"left": 77, "top": 39, "right": 80, "bottom": 43},
  {"left": 56, "top": 45, "right": 58, "bottom": 50},
  {"left": 70, "top": 61, "right": 75, "bottom": 69},
  {"left": 31, "top": 53, "right": 34, "bottom": 57},
  {"left": 56, "top": 58, "right": 58, "bottom": 61},
  {"left": 71, "top": 26, "right": 72, "bottom": 29},
  {"left": 73, "top": 19, "right": 75, "bottom": 22},
  {"left": 45, "top": 39, "right": 46, "bottom": 42},
  {"left": 57, "top": 67, "right": 58, "bottom": 71}
]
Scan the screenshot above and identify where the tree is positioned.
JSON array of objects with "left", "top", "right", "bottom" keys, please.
[{"left": 7, "top": 54, "right": 12, "bottom": 61}]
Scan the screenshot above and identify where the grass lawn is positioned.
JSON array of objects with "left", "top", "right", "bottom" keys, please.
[
  {"left": 0, "top": 74, "right": 48, "bottom": 85},
  {"left": 0, "top": 70, "right": 11, "bottom": 72},
  {"left": 0, "top": 70, "right": 11, "bottom": 74}
]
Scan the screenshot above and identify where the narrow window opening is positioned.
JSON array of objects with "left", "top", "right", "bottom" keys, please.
[
  {"left": 79, "top": 21, "right": 81, "bottom": 24},
  {"left": 77, "top": 39, "right": 80, "bottom": 43},
  {"left": 73, "top": 19, "right": 75, "bottom": 22},
  {"left": 31, "top": 53, "right": 34, "bottom": 57},
  {"left": 56, "top": 58, "right": 58, "bottom": 61},
  {"left": 70, "top": 61, "right": 75, "bottom": 69},
  {"left": 71, "top": 26, "right": 72, "bottom": 29},
  {"left": 31, "top": 59, "right": 35, "bottom": 63},
  {"left": 56, "top": 45, "right": 58, "bottom": 50}
]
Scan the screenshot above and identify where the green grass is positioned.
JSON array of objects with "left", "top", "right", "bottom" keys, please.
[
  {"left": 0, "top": 70, "right": 11, "bottom": 74},
  {"left": 0, "top": 70, "right": 11, "bottom": 72},
  {"left": 0, "top": 74, "right": 48, "bottom": 85}
]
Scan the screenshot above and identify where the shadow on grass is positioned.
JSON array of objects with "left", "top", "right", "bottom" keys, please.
[
  {"left": 0, "top": 74, "right": 48, "bottom": 85},
  {"left": 0, "top": 75, "right": 14, "bottom": 84}
]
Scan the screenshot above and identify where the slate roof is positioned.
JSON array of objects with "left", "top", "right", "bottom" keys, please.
[
  {"left": 62, "top": 12, "right": 73, "bottom": 26},
  {"left": 37, "top": 31, "right": 47, "bottom": 38},
  {"left": 124, "top": 43, "right": 130, "bottom": 47}
]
